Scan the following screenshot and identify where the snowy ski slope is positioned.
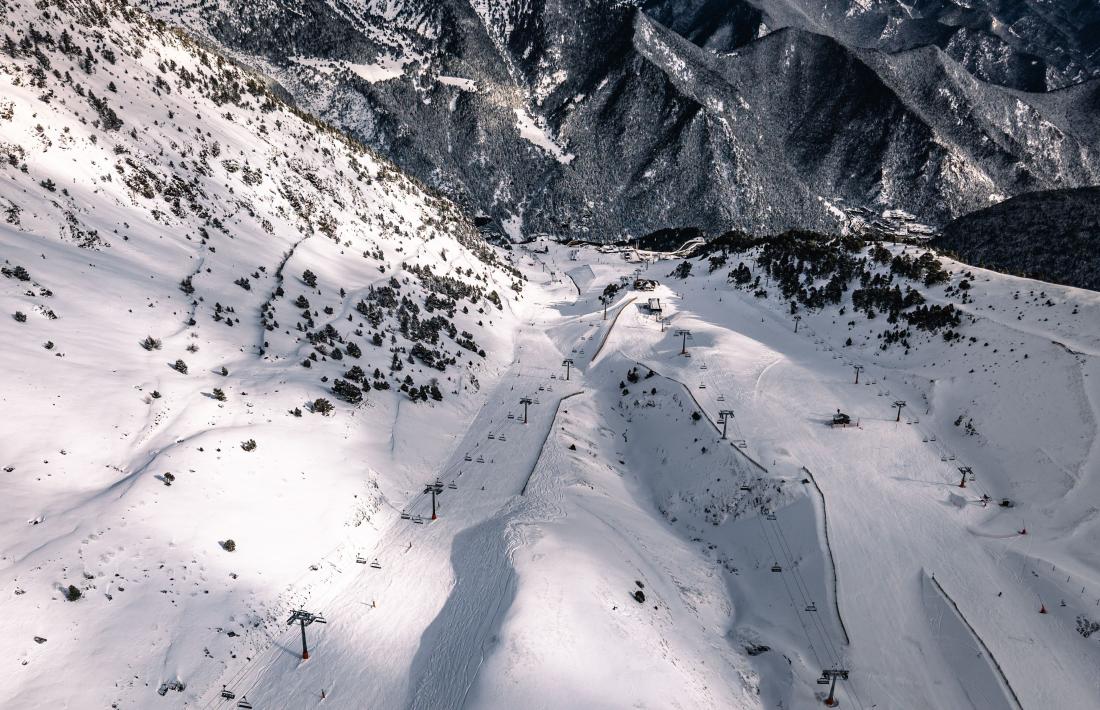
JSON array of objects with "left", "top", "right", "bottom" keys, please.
[{"left": 3, "top": 1, "right": 1100, "bottom": 707}]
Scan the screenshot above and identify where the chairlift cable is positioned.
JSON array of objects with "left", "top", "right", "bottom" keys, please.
[{"left": 755, "top": 516, "right": 824, "bottom": 670}]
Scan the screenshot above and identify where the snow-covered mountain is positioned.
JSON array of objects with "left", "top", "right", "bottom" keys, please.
[
  {"left": 134, "top": 0, "right": 1100, "bottom": 240},
  {"left": 1, "top": 0, "right": 524, "bottom": 705},
  {"left": 5, "top": 1, "right": 1100, "bottom": 709}
]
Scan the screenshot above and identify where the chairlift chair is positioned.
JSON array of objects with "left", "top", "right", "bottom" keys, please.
[
  {"left": 766, "top": 512, "right": 777, "bottom": 521},
  {"left": 413, "top": 515, "right": 424, "bottom": 524},
  {"left": 400, "top": 510, "right": 411, "bottom": 520},
  {"left": 499, "top": 434, "right": 507, "bottom": 442},
  {"left": 220, "top": 688, "right": 236, "bottom": 700},
  {"left": 488, "top": 433, "right": 496, "bottom": 440},
  {"left": 699, "top": 383, "right": 707, "bottom": 389},
  {"left": 464, "top": 453, "right": 472, "bottom": 461},
  {"left": 356, "top": 555, "right": 367, "bottom": 564},
  {"left": 370, "top": 559, "right": 381, "bottom": 569},
  {"left": 477, "top": 455, "right": 485, "bottom": 463},
  {"left": 507, "top": 413, "right": 515, "bottom": 420},
  {"left": 701, "top": 363, "right": 708, "bottom": 370},
  {"left": 538, "top": 385, "right": 545, "bottom": 391},
  {"left": 448, "top": 481, "right": 457, "bottom": 490},
  {"left": 806, "top": 602, "right": 817, "bottom": 612},
  {"left": 740, "top": 485, "right": 752, "bottom": 491},
  {"left": 717, "top": 394, "right": 725, "bottom": 401},
  {"left": 817, "top": 676, "right": 830, "bottom": 686},
  {"left": 237, "top": 698, "right": 254, "bottom": 710},
  {"left": 771, "top": 563, "right": 782, "bottom": 572}
]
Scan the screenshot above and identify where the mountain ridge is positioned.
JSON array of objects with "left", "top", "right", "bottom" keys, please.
[{"left": 133, "top": 0, "right": 1100, "bottom": 240}]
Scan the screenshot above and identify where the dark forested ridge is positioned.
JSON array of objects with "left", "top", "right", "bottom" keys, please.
[{"left": 934, "top": 188, "right": 1100, "bottom": 292}]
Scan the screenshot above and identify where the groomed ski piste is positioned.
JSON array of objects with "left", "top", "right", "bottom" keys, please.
[
  {"left": 7, "top": 220, "right": 1100, "bottom": 708},
  {"left": 203, "top": 240, "right": 1100, "bottom": 710}
]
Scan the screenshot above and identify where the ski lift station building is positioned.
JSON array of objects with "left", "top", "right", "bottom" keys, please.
[{"left": 647, "top": 297, "right": 662, "bottom": 315}]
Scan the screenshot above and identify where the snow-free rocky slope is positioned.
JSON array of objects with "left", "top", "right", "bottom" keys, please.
[{"left": 137, "top": 0, "right": 1100, "bottom": 239}]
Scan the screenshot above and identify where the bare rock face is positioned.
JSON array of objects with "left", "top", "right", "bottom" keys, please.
[{"left": 140, "top": 0, "right": 1100, "bottom": 240}]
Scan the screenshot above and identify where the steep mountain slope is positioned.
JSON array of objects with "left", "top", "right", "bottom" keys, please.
[
  {"left": 645, "top": 0, "right": 1100, "bottom": 92},
  {"left": 0, "top": 0, "right": 524, "bottom": 706},
  {"left": 934, "top": 186, "right": 1100, "bottom": 290},
  {"left": 136, "top": 0, "right": 1100, "bottom": 241}
]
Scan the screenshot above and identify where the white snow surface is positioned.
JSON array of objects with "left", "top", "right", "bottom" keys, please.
[
  {"left": 513, "top": 108, "right": 575, "bottom": 165},
  {"left": 3, "top": 2, "right": 1100, "bottom": 709}
]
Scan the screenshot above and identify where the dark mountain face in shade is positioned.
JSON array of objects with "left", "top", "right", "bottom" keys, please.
[
  {"left": 934, "top": 187, "right": 1100, "bottom": 291},
  {"left": 141, "top": 0, "right": 1100, "bottom": 241}
]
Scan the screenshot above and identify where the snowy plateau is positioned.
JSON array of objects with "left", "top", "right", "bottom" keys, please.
[{"left": 3, "top": 1, "right": 1100, "bottom": 710}]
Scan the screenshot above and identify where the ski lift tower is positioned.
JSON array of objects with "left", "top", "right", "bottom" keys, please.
[
  {"left": 820, "top": 669, "right": 849, "bottom": 707},
  {"left": 853, "top": 365, "right": 864, "bottom": 384},
  {"left": 957, "top": 465, "right": 972, "bottom": 489},
  {"left": 893, "top": 400, "right": 906, "bottom": 422},
  {"left": 718, "top": 410, "right": 735, "bottom": 439},
  {"left": 562, "top": 358, "right": 574, "bottom": 381},
  {"left": 424, "top": 480, "right": 444, "bottom": 519},
  {"left": 519, "top": 396, "right": 534, "bottom": 424},
  {"left": 794, "top": 314, "right": 802, "bottom": 333},
  {"left": 287, "top": 609, "right": 327, "bottom": 660},
  {"left": 676, "top": 329, "right": 692, "bottom": 356}
]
